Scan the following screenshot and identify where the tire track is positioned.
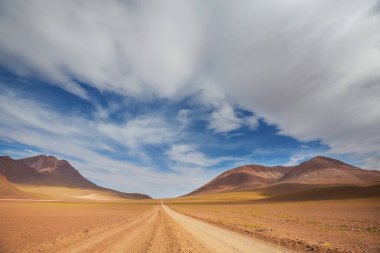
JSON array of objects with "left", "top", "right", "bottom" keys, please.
[
  {"left": 163, "top": 204, "right": 293, "bottom": 253},
  {"left": 54, "top": 204, "right": 292, "bottom": 253},
  {"left": 56, "top": 206, "right": 159, "bottom": 253}
]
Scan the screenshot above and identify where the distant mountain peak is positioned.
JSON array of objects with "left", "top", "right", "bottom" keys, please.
[
  {"left": 30, "top": 154, "right": 58, "bottom": 160},
  {"left": 20, "top": 155, "right": 75, "bottom": 175},
  {"left": 186, "top": 156, "right": 380, "bottom": 196},
  {"left": 309, "top": 156, "right": 346, "bottom": 164},
  {"left": 0, "top": 154, "right": 151, "bottom": 199},
  {"left": 298, "top": 156, "right": 358, "bottom": 171}
]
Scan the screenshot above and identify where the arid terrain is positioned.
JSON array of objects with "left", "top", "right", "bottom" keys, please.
[
  {"left": 1, "top": 197, "right": 378, "bottom": 253},
  {"left": 1, "top": 155, "right": 379, "bottom": 253},
  {"left": 160, "top": 156, "right": 380, "bottom": 252},
  {"left": 0, "top": 200, "right": 155, "bottom": 252},
  {"left": 167, "top": 197, "right": 380, "bottom": 253},
  {"left": 0, "top": 200, "right": 293, "bottom": 253}
]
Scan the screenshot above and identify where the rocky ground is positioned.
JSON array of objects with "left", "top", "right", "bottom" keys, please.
[{"left": 169, "top": 198, "right": 380, "bottom": 253}]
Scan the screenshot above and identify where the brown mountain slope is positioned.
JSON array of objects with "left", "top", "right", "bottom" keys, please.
[
  {"left": 186, "top": 156, "right": 380, "bottom": 196},
  {"left": 260, "top": 184, "right": 380, "bottom": 202},
  {"left": 19, "top": 155, "right": 98, "bottom": 189},
  {"left": 0, "top": 155, "right": 151, "bottom": 199},
  {"left": 277, "top": 156, "right": 375, "bottom": 185},
  {"left": 188, "top": 165, "right": 290, "bottom": 195},
  {"left": 0, "top": 156, "right": 42, "bottom": 184},
  {"left": 0, "top": 175, "right": 41, "bottom": 199}
]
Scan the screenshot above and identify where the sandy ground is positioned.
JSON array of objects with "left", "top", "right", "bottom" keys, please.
[
  {"left": 53, "top": 203, "right": 290, "bottom": 253},
  {"left": 0, "top": 201, "right": 153, "bottom": 253},
  {"left": 163, "top": 204, "right": 290, "bottom": 253},
  {"left": 168, "top": 198, "right": 380, "bottom": 253},
  {"left": 3, "top": 198, "right": 377, "bottom": 253},
  {"left": 0, "top": 200, "right": 290, "bottom": 253},
  {"left": 14, "top": 185, "right": 133, "bottom": 201}
]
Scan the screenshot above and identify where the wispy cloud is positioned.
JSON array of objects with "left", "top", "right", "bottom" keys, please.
[
  {"left": 208, "top": 104, "right": 260, "bottom": 133},
  {"left": 166, "top": 144, "right": 234, "bottom": 167},
  {"left": 0, "top": 87, "right": 221, "bottom": 197},
  {"left": 98, "top": 116, "right": 176, "bottom": 151},
  {"left": 1, "top": 1, "right": 379, "bottom": 163}
]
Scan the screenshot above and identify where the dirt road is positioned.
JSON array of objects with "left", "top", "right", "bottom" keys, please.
[{"left": 52, "top": 203, "right": 290, "bottom": 253}]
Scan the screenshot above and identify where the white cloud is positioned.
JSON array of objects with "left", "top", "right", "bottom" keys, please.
[
  {"left": 0, "top": 0, "right": 204, "bottom": 99},
  {"left": 364, "top": 157, "right": 380, "bottom": 170},
  {"left": 98, "top": 115, "right": 175, "bottom": 151},
  {"left": 208, "top": 104, "right": 260, "bottom": 133},
  {"left": 203, "top": 1, "right": 380, "bottom": 162},
  {"left": 0, "top": 0, "right": 379, "bottom": 168},
  {"left": 167, "top": 144, "right": 222, "bottom": 167},
  {"left": 208, "top": 104, "right": 242, "bottom": 133}
]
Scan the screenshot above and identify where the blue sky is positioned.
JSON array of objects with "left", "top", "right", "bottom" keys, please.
[{"left": 0, "top": 1, "right": 379, "bottom": 197}]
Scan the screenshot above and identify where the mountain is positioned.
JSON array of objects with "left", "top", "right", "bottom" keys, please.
[
  {"left": 0, "top": 155, "right": 151, "bottom": 199},
  {"left": 260, "top": 184, "right": 380, "bottom": 202},
  {"left": 277, "top": 156, "right": 377, "bottom": 185},
  {"left": 19, "top": 155, "right": 98, "bottom": 188},
  {"left": 0, "top": 156, "right": 42, "bottom": 184},
  {"left": 186, "top": 156, "right": 380, "bottom": 196},
  {"left": 0, "top": 175, "right": 39, "bottom": 199},
  {"left": 188, "top": 165, "right": 291, "bottom": 195}
]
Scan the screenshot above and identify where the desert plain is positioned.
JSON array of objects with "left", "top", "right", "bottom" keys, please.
[
  {"left": 167, "top": 196, "right": 380, "bottom": 253},
  {"left": 1, "top": 193, "right": 379, "bottom": 253},
  {"left": 1, "top": 156, "right": 380, "bottom": 253},
  {"left": 0, "top": 198, "right": 288, "bottom": 253}
]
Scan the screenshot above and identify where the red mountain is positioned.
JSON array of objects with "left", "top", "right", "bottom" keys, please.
[
  {"left": 19, "top": 155, "right": 98, "bottom": 188},
  {"left": 0, "top": 155, "right": 151, "bottom": 199},
  {"left": 0, "top": 156, "right": 44, "bottom": 184},
  {"left": 186, "top": 156, "right": 380, "bottom": 196}
]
